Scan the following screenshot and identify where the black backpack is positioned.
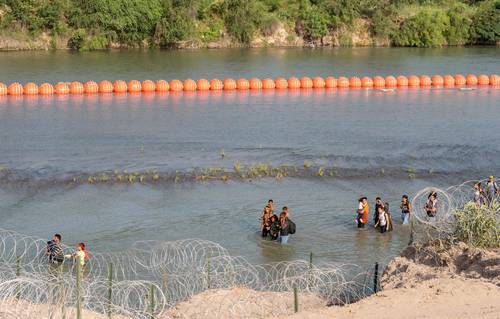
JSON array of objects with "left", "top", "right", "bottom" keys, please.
[{"left": 288, "top": 219, "right": 296, "bottom": 234}]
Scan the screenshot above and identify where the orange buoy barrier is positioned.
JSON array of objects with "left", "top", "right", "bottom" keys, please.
[
  {"left": 408, "top": 75, "right": 420, "bottom": 87},
  {"left": 477, "top": 74, "right": 489, "bottom": 85},
  {"left": 170, "top": 80, "right": 183, "bottom": 91},
  {"left": 99, "top": 80, "right": 113, "bottom": 93},
  {"left": 54, "top": 82, "right": 70, "bottom": 94},
  {"left": 454, "top": 74, "right": 466, "bottom": 86},
  {"left": 128, "top": 80, "right": 142, "bottom": 93},
  {"left": 85, "top": 81, "right": 99, "bottom": 94},
  {"left": 288, "top": 77, "right": 301, "bottom": 89},
  {"left": 237, "top": 78, "right": 249, "bottom": 90},
  {"left": 39, "top": 83, "right": 54, "bottom": 95},
  {"left": 490, "top": 74, "right": 500, "bottom": 86},
  {"left": 223, "top": 78, "right": 237, "bottom": 90},
  {"left": 24, "top": 82, "right": 39, "bottom": 95},
  {"left": 443, "top": 75, "right": 455, "bottom": 87},
  {"left": 420, "top": 75, "right": 431, "bottom": 86},
  {"left": 275, "top": 77, "right": 288, "bottom": 89},
  {"left": 349, "top": 77, "right": 361, "bottom": 88},
  {"left": 142, "top": 80, "right": 156, "bottom": 92},
  {"left": 183, "top": 79, "right": 197, "bottom": 91},
  {"left": 431, "top": 75, "right": 444, "bottom": 87},
  {"left": 466, "top": 74, "right": 478, "bottom": 86},
  {"left": 312, "top": 77, "right": 325, "bottom": 88},
  {"left": 373, "top": 76, "right": 385, "bottom": 88},
  {"left": 8, "top": 83, "right": 23, "bottom": 95},
  {"left": 197, "top": 79, "right": 210, "bottom": 91},
  {"left": 325, "top": 77, "right": 337, "bottom": 88},
  {"left": 0, "top": 83, "right": 7, "bottom": 95},
  {"left": 262, "top": 78, "right": 275, "bottom": 89},
  {"left": 397, "top": 76, "right": 408, "bottom": 87},
  {"left": 70, "top": 81, "right": 84, "bottom": 94},
  {"left": 361, "top": 77, "right": 373, "bottom": 88},
  {"left": 114, "top": 80, "right": 127, "bottom": 93},
  {"left": 300, "top": 77, "right": 313, "bottom": 89},
  {"left": 337, "top": 77, "right": 349, "bottom": 88},
  {"left": 249, "top": 78, "right": 263, "bottom": 90},
  {"left": 156, "top": 80, "right": 170, "bottom": 92},
  {"left": 210, "top": 79, "right": 223, "bottom": 90},
  {"left": 385, "top": 76, "right": 397, "bottom": 88}
]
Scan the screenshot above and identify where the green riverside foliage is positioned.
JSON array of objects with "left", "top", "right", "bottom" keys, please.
[
  {"left": 0, "top": 0, "right": 497, "bottom": 49},
  {"left": 453, "top": 202, "right": 500, "bottom": 249}
]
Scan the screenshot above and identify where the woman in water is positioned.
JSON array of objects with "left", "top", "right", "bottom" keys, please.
[
  {"left": 473, "top": 182, "right": 485, "bottom": 207},
  {"left": 374, "top": 206, "right": 388, "bottom": 233},
  {"left": 384, "top": 202, "right": 393, "bottom": 231},
  {"left": 425, "top": 192, "right": 437, "bottom": 217},
  {"left": 269, "top": 215, "right": 280, "bottom": 240},
  {"left": 261, "top": 205, "right": 272, "bottom": 236},
  {"left": 279, "top": 212, "right": 290, "bottom": 244},
  {"left": 400, "top": 195, "right": 412, "bottom": 225}
]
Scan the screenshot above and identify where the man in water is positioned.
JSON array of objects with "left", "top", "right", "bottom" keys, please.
[
  {"left": 485, "top": 176, "right": 499, "bottom": 207},
  {"left": 46, "top": 233, "right": 64, "bottom": 265},
  {"left": 373, "top": 197, "right": 384, "bottom": 225}
]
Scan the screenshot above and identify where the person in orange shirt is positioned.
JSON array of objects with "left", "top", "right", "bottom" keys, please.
[
  {"left": 362, "top": 197, "right": 369, "bottom": 225},
  {"left": 356, "top": 197, "right": 369, "bottom": 228}
]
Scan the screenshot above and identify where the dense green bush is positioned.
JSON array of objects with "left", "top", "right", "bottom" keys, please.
[
  {"left": 392, "top": 8, "right": 450, "bottom": 46},
  {"left": 453, "top": 202, "right": 500, "bottom": 248},
  {"left": 0, "top": 0, "right": 498, "bottom": 48},
  {"left": 470, "top": 0, "right": 500, "bottom": 44}
]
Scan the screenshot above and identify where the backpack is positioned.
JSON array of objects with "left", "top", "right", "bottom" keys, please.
[{"left": 288, "top": 220, "right": 296, "bottom": 234}]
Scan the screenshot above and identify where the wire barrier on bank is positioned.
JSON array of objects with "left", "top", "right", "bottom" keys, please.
[
  {"left": 0, "top": 179, "right": 497, "bottom": 318},
  {"left": 0, "top": 74, "right": 499, "bottom": 96}
]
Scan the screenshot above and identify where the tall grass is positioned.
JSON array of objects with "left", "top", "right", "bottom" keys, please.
[{"left": 453, "top": 202, "right": 500, "bottom": 248}]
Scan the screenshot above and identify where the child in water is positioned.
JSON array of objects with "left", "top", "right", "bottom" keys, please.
[{"left": 64, "top": 243, "right": 89, "bottom": 267}]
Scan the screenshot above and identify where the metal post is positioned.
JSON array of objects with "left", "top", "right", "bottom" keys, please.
[
  {"left": 206, "top": 257, "right": 212, "bottom": 289},
  {"left": 293, "top": 287, "right": 299, "bottom": 313},
  {"left": 309, "top": 252, "right": 313, "bottom": 270},
  {"left": 149, "top": 284, "right": 155, "bottom": 319},
  {"left": 373, "top": 262, "right": 379, "bottom": 293},
  {"left": 76, "top": 256, "right": 82, "bottom": 319},
  {"left": 107, "top": 262, "right": 113, "bottom": 319},
  {"left": 16, "top": 256, "right": 21, "bottom": 300}
]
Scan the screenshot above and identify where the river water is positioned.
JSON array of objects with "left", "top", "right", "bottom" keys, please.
[{"left": 0, "top": 47, "right": 499, "bottom": 268}]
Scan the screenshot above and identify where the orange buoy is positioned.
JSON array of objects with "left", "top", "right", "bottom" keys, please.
[
  {"left": 454, "top": 74, "right": 466, "bottom": 86},
  {"left": 385, "top": 76, "right": 397, "bottom": 87},
  {"left": 337, "top": 77, "right": 349, "bottom": 88},
  {"left": 84, "top": 81, "right": 99, "bottom": 94},
  {"left": 262, "top": 78, "right": 275, "bottom": 89},
  {"left": 142, "top": 80, "right": 156, "bottom": 92},
  {"left": 0, "top": 83, "right": 8, "bottom": 95},
  {"left": 128, "top": 80, "right": 142, "bottom": 93},
  {"left": 249, "top": 78, "right": 263, "bottom": 90},
  {"left": 114, "top": 80, "right": 128, "bottom": 93},
  {"left": 197, "top": 79, "right": 210, "bottom": 91},
  {"left": 490, "top": 74, "right": 500, "bottom": 86},
  {"left": 373, "top": 76, "right": 385, "bottom": 88},
  {"left": 223, "top": 78, "right": 237, "bottom": 90},
  {"left": 300, "top": 77, "right": 313, "bottom": 89},
  {"left": 156, "top": 80, "right": 170, "bottom": 92},
  {"left": 183, "top": 79, "right": 197, "bottom": 91},
  {"left": 419, "top": 75, "right": 431, "bottom": 86},
  {"left": 443, "top": 75, "right": 455, "bottom": 87},
  {"left": 431, "top": 75, "right": 444, "bottom": 87},
  {"left": 408, "top": 75, "right": 420, "bottom": 87},
  {"left": 236, "top": 78, "right": 249, "bottom": 90},
  {"left": 39, "top": 83, "right": 54, "bottom": 95},
  {"left": 325, "top": 77, "right": 337, "bottom": 88},
  {"left": 288, "top": 77, "right": 301, "bottom": 89},
  {"left": 98, "top": 80, "right": 113, "bottom": 93},
  {"left": 54, "top": 82, "right": 70, "bottom": 94},
  {"left": 23, "top": 82, "right": 39, "bottom": 95},
  {"left": 312, "top": 77, "right": 325, "bottom": 88},
  {"left": 275, "top": 77, "right": 288, "bottom": 89},
  {"left": 349, "top": 77, "right": 362, "bottom": 88},
  {"left": 170, "top": 80, "right": 183, "bottom": 91},
  {"left": 70, "top": 81, "right": 84, "bottom": 94},
  {"left": 477, "top": 74, "right": 489, "bottom": 85},
  {"left": 8, "top": 83, "right": 23, "bottom": 95},
  {"left": 210, "top": 79, "right": 223, "bottom": 90},
  {"left": 396, "top": 76, "right": 408, "bottom": 87},
  {"left": 361, "top": 77, "right": 373, "bottom": 88},
  {"left": 466, "top": 74, "right": 478, "bottom": 86}
]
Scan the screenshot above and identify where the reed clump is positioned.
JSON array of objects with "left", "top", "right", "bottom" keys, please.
[{"left": 453, "top": 202, "right": 500, "bottom": 248}]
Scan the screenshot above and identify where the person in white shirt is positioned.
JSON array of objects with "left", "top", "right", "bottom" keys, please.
[{"left": 374, "top": 206, "right": 388, "bottom": 233}]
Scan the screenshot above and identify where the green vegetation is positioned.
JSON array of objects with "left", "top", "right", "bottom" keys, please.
[
  {"left": 0, "top": 0, "right": 498, "bottom": 49},
  {"left": 453, "top": 202, "right": 500, "bottom": 248}
]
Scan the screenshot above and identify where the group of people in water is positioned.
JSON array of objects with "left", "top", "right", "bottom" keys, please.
[
  {"left": 355, "top": 195, "right": 411, "bottom": 233},
  {"left": 474, "top": 176, "right": 499, "bottom": 207},
  {"left": 260, "top": 200, "right": 296, "bottom": 244}
]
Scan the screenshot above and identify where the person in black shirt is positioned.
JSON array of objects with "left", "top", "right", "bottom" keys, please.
[{"left": 46, "top": 233, "right": 63, "bottom": 265}]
